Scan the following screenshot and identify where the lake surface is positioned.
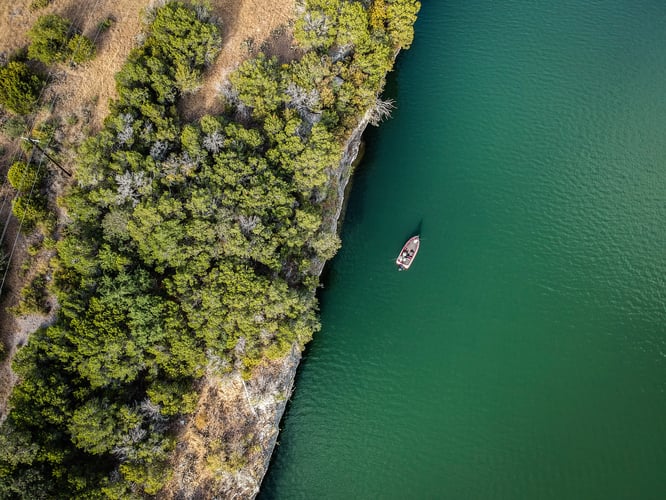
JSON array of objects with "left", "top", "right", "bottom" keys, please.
[{"left": 260, "top": 1, "right": 666, "bottom": 498}]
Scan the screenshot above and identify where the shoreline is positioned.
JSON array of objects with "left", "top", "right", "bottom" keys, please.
[
  {"left": 0, "top": 0, "right": 419, "bottom": 493},
  {"left": 253, "top": 110, "right": 374, "bottom": 496},
  {"left": 162, "top": 111, "right": 376, "bottom": 499}
]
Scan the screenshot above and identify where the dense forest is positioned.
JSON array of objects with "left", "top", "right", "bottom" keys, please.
[{"left": 0, "top": 0, "right": 419, "bottom": 497}]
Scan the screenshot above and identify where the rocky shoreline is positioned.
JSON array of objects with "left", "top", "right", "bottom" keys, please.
[
  {"left": 252, "top": 109, "right": 374, "bottom": 496},
  {"left": 162, "top": 110, "right": 374, "bottom": 499}
]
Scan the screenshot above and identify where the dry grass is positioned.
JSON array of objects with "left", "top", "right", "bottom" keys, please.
[
  {"left": 180, "top": 0, "right": 298, "bottom": 121},
  {"left": 0, "top": 0, "right": 34, "bottom": 55},
  {"left": 47, "top": 0, "right": 151, "bottom": 130},
  {"left": 0, "top": 0, "right": 150, "bottom": 129}
]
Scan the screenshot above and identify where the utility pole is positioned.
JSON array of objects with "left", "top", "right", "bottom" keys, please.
[{"left": 20, "top": 137, "right": 72, "bottom": 177}]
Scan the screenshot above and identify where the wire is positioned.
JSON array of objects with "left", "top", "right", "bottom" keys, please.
[
  {"left": 0, "top": 156, "right": 47, "bottom": 296},
  {"left": 0, "top": 0, "right": 106, "bottom": 298}
]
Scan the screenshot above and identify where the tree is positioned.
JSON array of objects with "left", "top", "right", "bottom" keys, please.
[
  {"left": 7, "top": 160, "right": 45, "bottom": 192},
  {"left": 149, "top": 2, "right": 221, "bottom": 69},
  {"left": 0, "top": 61, "right": 44, "bottom": 114},
  {"left": 293, "top": 0, "right": 338, "bottom": 51},
  {"left": 11, "top": 195, "right": 49, "bottom": 231},
  {"left": 385, "top": 0, "right": 421, "bottom": 49},
  {"left": 27, "top": 14, "right": 96, "bottom": 65},
  {"left": 68, "top": 399, "right": 119, "bottom": 455},
  {"left": 68, "top": 34, "right": 96, "bottom": 64},
  {"left": 229, "top": 54, "right": 282, "bottom": 119},
  {"left": 28, "top": 14, "right": 73, "bottom": 64}
]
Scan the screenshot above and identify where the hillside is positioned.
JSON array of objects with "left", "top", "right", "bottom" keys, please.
[{"left": 0, "top": 0, "right": 420, "bottom": 497}]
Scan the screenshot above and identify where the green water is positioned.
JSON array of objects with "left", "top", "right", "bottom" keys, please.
[{"left": 260, "top": 1, "right": 666, "bottom": 498}]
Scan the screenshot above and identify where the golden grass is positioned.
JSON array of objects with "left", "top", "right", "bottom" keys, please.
[
  {"left": 0, "top": 0, "right": 150, "bottom": 128},
  {"left": 1, "top": 0, "right": 296, "bottom": 126}
]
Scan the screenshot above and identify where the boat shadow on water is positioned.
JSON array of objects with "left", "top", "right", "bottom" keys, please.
[{"left": 403, "top": 219, "right": 422, "bottom": 243}]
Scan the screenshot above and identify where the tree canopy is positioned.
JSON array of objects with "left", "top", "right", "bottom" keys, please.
[
  {"left": 27, "top": 13, "right": 95, "bottom": 64},
  {"left": 0, "top": 0, "right": 420, "bottom": 496}
]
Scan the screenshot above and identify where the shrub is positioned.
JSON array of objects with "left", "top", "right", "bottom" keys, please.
[
  {"left": 97, "top": 16, "right": 115, "bottom": 32},
  {"left": 1, "top": 115, "right": 28, "bottom": 138},
  {"left": 29, "top": 0, "right": 52, "bottom": 12},
  {"left": 28, "top": 14, "right": 73, "bottom": 64},
  {"left": 7, "top": 161, "right": 45, "bottom": 192},
  {"left": 0, "top": 61, "right": 44, "bottom": 114},
  {"left": 68, "top": 34, "right": 96, "bottom": 64},
  {"left": 15, "top": 273, "right": 50, "bottom": 315},
  {"left": 11, "top": 194, "right": 48, "bottom": 231},
  {"left": 32, "top": 118, "right": 58, "bottom": 143},
  {"left": 27, "top": 14, "right": 95, "bottom": 66}
]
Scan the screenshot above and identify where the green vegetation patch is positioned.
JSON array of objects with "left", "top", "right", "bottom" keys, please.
[
  {"left": 0, "top": 0, "right": 421, "bottom": 497},
  {"left": 7, "top": 160, "right": 45, "bottom": 192},
  {"left": 28, "top": 13, "right": 95, "bottom": 65},
  {"left": 29, "top": 0, "right": 52, "bottom": 12},
  {"left": 0, "top": 61, "right": 44, "bottom": 115}
]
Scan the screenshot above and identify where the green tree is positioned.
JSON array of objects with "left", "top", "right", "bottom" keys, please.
[
  {"left": 293, "top": 0, "right": 339, "bottom": 51},
  {"left": 68, "top": 399, "right": 119, "bottom": 455},
  {"left": 385, "top": 0, "right": 421, "bottom": 49},
  {"left": 335, "top": 1, "right": 371, "bottom": 50},
  {"left": 7, "top": 160, "right": 45, "bottom": 192},
  {"left": 149, "top": 2, "right": 221, "bottom": 69},
  {"left": 11, "top": 195, "right": 49, "bottom": 231},
  {"left": 229, "top": 54, "right": 282, "bottom": 119},
  {"left": 28, "top": 14, "right": 73, "bottom": 64},
  {"left": 68, "top": 34, "right": 96, "bottom": 63},
  {"left": 0, "top": 61, "right": 44, "bottom": 114}
]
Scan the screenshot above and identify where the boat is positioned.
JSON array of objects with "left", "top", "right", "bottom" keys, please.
[{"left": 396, "top": 235, "right": 420, "bottom": 270}]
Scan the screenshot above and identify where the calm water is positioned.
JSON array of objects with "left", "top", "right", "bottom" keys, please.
[{"left": 260, "top": 1, "right": 666, "bottom": 498}]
